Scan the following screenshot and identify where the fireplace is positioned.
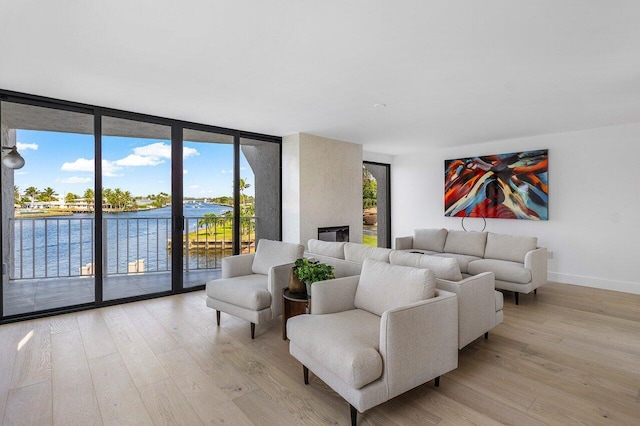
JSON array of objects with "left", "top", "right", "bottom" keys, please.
[{"left": 318, "top": 226, "right": 349, "bottom": 242}]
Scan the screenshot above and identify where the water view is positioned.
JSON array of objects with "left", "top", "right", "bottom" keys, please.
[{"left": 10, "top": 203, "right": 241, "bottom": 280}]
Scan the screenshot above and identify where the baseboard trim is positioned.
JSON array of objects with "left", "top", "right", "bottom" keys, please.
[{"left": 548, "top": 272, "right": 640, "bottom": 295}]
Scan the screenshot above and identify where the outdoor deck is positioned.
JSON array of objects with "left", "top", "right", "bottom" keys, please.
[{"left": 3, "top": 269, "right": 219, "bottom": 316}]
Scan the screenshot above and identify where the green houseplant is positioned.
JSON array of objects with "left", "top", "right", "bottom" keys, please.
[{"left": 293, "top": 258, "right": 335, "bottom": 296}]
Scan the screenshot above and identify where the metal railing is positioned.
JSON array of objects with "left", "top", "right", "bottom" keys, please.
[{"left": 9, "top": 216, "right": 256, "bottom": 280}]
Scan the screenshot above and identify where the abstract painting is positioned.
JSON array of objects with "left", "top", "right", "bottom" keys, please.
[{"left": 444, "top": 149, "right": 548, "bottom": 220}]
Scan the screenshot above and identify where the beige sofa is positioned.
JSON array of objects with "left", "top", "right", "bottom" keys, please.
[
  {"left": 306, "top": 239, "right": 503, "bottom": 349},
  {"left": 396, "top": 229, "right": 547, "bottom": 304},
  {"left": 287, "top": 258, "right": 458, "bottom": 425}
]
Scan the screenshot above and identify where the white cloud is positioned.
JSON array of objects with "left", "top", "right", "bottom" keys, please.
[
  {"left": 17, "top": 142, "right": 38, "bottom": 151},
  {"left": 221, "top": 169, "right": 232, "bottom": 174},
  {"left": 189, "top": 185, "right": 199, "bottom": 189},
  {"left": 130, "top": 142, "right": 198, "bottom": 160},
  {"left": 61, "top": 158, "right": 122, "bottom": 177},
  {"left": 114, "top": 154, "right": 164, "bottom": 167},
  {"left": 61, "top": 158, "right": 93, "bottom": 172},
  {"left": 184, "top": 146, "right": 199, "bottom": 158},
  {"left": 15, "top": 171, "right": 28, "bottom": 175},
  {"left": 58, "top": 176, "right": 92, "bottom": 184}
]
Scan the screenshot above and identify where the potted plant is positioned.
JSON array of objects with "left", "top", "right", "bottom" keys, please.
[{"left": 293, "top": 258, "right": 335, "bottom": 296}]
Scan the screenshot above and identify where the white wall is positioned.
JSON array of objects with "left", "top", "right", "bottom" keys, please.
[
  {"left": 283, "top": 133, "right": 363, "bottom": 247},
  {"left": 391, "top": 123, "right": 640, "bottom": 294}
]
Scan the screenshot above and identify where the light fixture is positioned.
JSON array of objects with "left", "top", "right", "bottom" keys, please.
[{"left": 2, "top": 146, "right": 25, "bottom": 169}]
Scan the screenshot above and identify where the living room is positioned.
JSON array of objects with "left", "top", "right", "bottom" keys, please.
[{"left": 1, "top": 1, "right": 639, "bottom": 425}]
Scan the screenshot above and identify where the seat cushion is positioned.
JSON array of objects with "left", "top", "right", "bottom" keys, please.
[
  {"left": 484, "top": 233, "right": 537, "bottom": 263},
  {"left": 468, "top": 259, "right": 532, "bottom": 284},
  {"left": 287, "top": 309, "right": 382, "bottom": 389},
  {"left": 432, "top": 253, "right": 481, "bottom": 274},
  {"left": 206, "top": 274, "right": 271, "bottom": 310},
  {"left": 344, "top": 243, "right": 393, "bottom": 263},
  {"left": 413, "top": 228, "right": 448, "bottom": 252},
  {"left": 307, "top": 239, "right": 346, "bottom": 259},
  {"left": 355, "top": 258, "right": 435, "bottom": 316},
  {"left": 443, "top": 230, "right": 488, "bottom": 257},
  {"left": 251, "top": 239, "right": 304, "bottom": 275}
]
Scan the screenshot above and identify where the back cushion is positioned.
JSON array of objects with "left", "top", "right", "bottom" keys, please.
[
  {"left": 419, "top": 256, "right": 463, "bottom": 281},
  {"left": 413, "top": 228, "right": 448, "bottom": 252},
  {"left": 344, "top": 243, "right": 393, "bottom": 263},
  {"left": 355, "top": 259, "right": 435, "bottom": 316},
  {"left": 443, "top": 230, "right": 488, "bottom": 257},
  {"left": 484, "top": 233, "right": 537, "bottom": 263},
  {"left": 251, "top": 239, "right": 304, "bottom": 275},
  {"left": 307, "top": 239, "right": 346, "bottom": 259},
  {"left": 389, "top": 250, "right": 423, "bottom": 268}
]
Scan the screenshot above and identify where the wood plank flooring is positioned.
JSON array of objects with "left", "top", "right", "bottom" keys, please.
[{"left": 1, "top": 281, "right": 639, "bottom": 425}]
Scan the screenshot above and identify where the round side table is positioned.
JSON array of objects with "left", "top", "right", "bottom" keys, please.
[{"left": 282, "top": 288, "right": 310, "bottom": 340}]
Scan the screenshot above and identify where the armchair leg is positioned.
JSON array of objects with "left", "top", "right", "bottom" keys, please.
[
  {"left": 534, "top": 289, "right": 537, "bottom": 295},
  {"left": 350, "top": 404, "right": 357, "bottom": 426},
  {"left": 250, "top": 323, "right": 255, "bottom": 339},
  {"left": 434, "top": 376, "right": 440, "bottom": 387},
  {"left": 216, "top": 310, "right": 220, "bottom": 326},
  {"left": 514, "top": 292, "right": 519, "bottom": 305},
  {"left": 484, "top": 332, "right": 489, "bottom": 339}
]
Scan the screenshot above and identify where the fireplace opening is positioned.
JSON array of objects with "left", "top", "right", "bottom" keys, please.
[{"left": 318, "top": 226, "right": 349, "bottom": 242}]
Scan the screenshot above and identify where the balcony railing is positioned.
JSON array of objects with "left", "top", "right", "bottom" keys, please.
[{"left": 8, "top": 216, "right": 256, "bottom": 280}]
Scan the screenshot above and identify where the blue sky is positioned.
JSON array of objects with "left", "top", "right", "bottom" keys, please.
[{"left": 15, "top": 130, "right": 254, "bottom": 199}]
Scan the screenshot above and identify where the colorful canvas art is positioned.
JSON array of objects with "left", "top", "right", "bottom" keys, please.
[{"left": 444, "top": 149, "right": 548, "bottom": 220}]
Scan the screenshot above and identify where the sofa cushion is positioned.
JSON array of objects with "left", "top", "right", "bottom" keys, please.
[
  {"left": 355, "top": 258, "right": 435, "bottom": 316},
  {"left": 468, "top": 259, "right": 532, "bottom": 284},
  {"left": 388, "top": 250, "right": 423, "bottom": 268},
  {"left": 252, "top": 239, "right": 304, "bottom": 275},
  {"left": 443, "top": 230, "right": 488, "bottom": 258},
  {"left": 484, "top": 233, "right": 537, "bottom": 263},
  {"left": 308, "top": 239, "right": 346, "bottom": 259},
  {"left": 344, "top": 243, "right": 393, "bottom": 263},
  {"left": 206, "top": 274, "right": 270, "bottom": 310},
  {"left": 413, "top": 228, "right": 448, "bottom": 253},
  {"left": 419, "top": 256, "right": 463, "bottom": 281},
  {"left": 432, "top": 253, "right": 481, "bottom": 274},
  {"left": 287, "top": 309, "right": 383, "bottom": 389}
]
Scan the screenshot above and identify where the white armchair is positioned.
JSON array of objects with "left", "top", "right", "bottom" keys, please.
[
  {"left": 205, "top": 239, "right": 304, "bottom": 339},
  {"left": 287, "top": 258, "right": 458, "bottom": 425}
]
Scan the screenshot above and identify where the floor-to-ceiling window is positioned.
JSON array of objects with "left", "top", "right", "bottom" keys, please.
[
  {"left": 1, "top": 100, "right": 96, "bottom": 316},
  {"left": 0, "top": 90, "right": 282, "bottom": 322}
]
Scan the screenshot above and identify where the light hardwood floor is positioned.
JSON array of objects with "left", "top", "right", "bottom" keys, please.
[{"left": 1, "top": 282, "right": 639, "bottom": 425}]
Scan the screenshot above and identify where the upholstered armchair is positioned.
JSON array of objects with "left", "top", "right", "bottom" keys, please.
[
  {"left": 206, "top": 239, "right": 304, "bottom": 339},
  {"left": 287, "top": 258, "right": 458, "bottom": 425}
]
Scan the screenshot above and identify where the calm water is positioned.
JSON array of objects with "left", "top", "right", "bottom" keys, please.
[{"left": 10, "top": 203, "right": 232, "bottom": 279}]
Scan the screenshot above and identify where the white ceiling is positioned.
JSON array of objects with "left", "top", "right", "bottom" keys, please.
[{"left": 1, "top": 1, "right": 639, "bottom": 155}]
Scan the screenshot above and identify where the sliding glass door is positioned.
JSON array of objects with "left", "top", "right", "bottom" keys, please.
[
  {"left": 1, "top": 100, "right": 95, "bottom": 316},
  {"left": 101, "top": 116, "right": 172, "bottom": 301},
  {"left": 181, "top": 128, "right": 234, "bottom": 288}
]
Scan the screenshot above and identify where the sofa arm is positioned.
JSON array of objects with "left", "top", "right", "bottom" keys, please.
[
  {"left": 311, "top": 276, "right": 359, "bottom": 315},
  {"left": 221, "top": 253, "right": 256, "bottom": 278},
  {"left": 395, "top": 236, "right": 413, "bottom": 250},
  {"left": 525, "top": 247, "right": 548, "bottom": 289},
  {"left": 268, "top": 262, "right": 295, "bottom": 317},
  {"left": 379, "top": 290, "right": 458, "bottom": 398},
  {"left": 436, "top": 272, "right": 496, "bottom": 349}
]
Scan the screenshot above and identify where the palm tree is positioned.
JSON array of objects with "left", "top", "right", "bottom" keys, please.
[
  {"left": 239, "top": 178, "right": 251, "bottom": 206},
  {"left": 37, "top": 187, "right": 58, "bottom": 202},
  {"left": 24, "top": 186, "right": 38, "bottom": 202},
  {"left": 65, "top": 193, "right": 79, "bottom": 204},
  {"left": 198, "top": 212, "right": 218, "bottom": 235},
  {"left": 83, "top": 188, "right": 95, "bottom": 206}
]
